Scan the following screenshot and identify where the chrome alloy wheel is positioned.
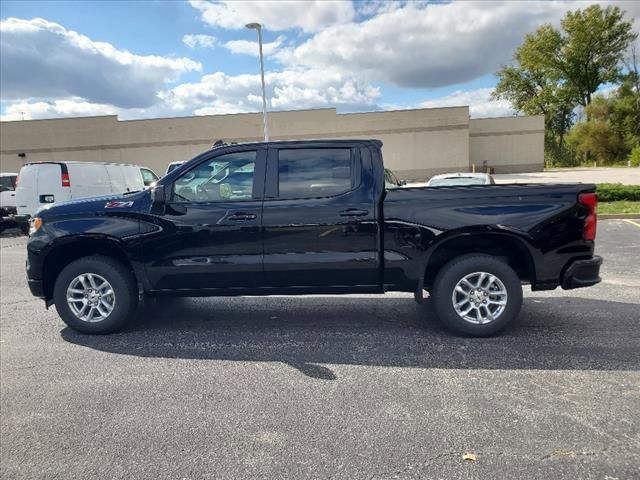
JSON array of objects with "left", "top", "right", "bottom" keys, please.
[
  {"left": 451, "top": 271, "right": 508, "bottom": 325},
  {"left": 66, "top": 273, "right": 116, "bottom": 323}
]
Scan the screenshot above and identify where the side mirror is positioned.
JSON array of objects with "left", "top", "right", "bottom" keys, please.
[
  {"left": 150, "top": 184, "right": 166, "bottom": 214},
  {"left": 400, "top": 180, "right": 407, "bottom": 186}
]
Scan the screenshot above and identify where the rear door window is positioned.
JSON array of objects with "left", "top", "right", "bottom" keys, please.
[{"left": 277, "top": 148, "right": 352, "bottom": 199}]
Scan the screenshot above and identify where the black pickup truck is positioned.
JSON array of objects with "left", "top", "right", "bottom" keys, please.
[{"left": 25, "top": 140, "right": 601, "bottom": 336}]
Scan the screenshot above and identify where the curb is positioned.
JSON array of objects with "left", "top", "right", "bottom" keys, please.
[{"left": 599, "top": 213, "right": 640, "bottom": 219}]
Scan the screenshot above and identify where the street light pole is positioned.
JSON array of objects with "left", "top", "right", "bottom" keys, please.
[{"left": 245, "top": 22, "right": 269, "bottom": 142}]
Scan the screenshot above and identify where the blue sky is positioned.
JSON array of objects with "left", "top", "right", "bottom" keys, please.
[{"left": 1, "top": 1, "right": 638, "bottom": 121}]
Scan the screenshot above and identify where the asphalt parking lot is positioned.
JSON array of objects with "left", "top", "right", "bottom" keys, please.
[{"left": 1, "top": 220, "right": 639, "bottom": 480}]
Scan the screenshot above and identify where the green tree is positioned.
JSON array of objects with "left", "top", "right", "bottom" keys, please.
[
  {"left": 621, "top": 44, "right": 640, "bottom": 144},
  {"left": 492, "top": 5, "right": 637, "bottom": 165},
  {"left": 567, "top": 97, "right": 627, "bottom": 165},
  {"left": 492, "top": 27, "right": 575, "bottom": 163},
  {"left": 559, "top": 6, "right": 637, "bottom": 107},
  {"left": 567, "top": 80, "right": 640, "bottom": 165}
]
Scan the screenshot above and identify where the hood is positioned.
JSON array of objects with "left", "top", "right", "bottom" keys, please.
[{"left": 36, "top": 190, "right": 151, "bottom": 219}]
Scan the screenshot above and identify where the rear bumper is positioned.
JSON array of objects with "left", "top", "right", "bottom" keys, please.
[{"left": 561, "top": 255, "right": 602, "bottom": 290}]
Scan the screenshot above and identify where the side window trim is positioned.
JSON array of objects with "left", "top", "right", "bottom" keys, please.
[
  {"left": 168, "top": 148, "right": 266, "bottom": 204},
  {"left": 266, "top": 146, "right": 360, "bottom": 201}
]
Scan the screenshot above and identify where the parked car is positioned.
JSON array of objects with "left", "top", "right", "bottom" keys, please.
[
  {"left": 140, "top": 167, "right": 159, "bottom": 187},
  {"left": 0, "top": 172, "right": 18, "bottom": 217},
  {"left": 15, "top": 161, "right": 146, "bottom": 218},
  {"left": 25, "top": 140, "right": 601, "bottom": 337},
  {"left": 165, "top": 161, "right": 185, "bottom": 175},
  {"left": 427, "top": 172, "right": 495, "bottom": 186}
]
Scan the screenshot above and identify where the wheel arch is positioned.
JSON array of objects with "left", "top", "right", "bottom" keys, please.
[
  {"left": 41, "top": 235, "right": 141, "bottom": 301},
  {"left": 421, "top": 230, "right": 537, "bottom": 290}
]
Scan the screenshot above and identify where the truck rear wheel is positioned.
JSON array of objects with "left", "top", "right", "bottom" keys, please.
[
  {"left": 431, "top": 254, "right": 522, "bottom": 336},
  {"left": 53, "top": 255, "right": 138, "bottom": 334}
]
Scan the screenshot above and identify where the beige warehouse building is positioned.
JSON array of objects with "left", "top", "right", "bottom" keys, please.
[{"left": 0, "top": 106, "right": 543, "bottom": 180}]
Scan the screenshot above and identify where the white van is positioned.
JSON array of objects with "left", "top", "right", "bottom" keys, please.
[
  {"left": 0, "top": 172, "right": 18, "bottom": 216},
  {"left": 15, "top": 162, "right": 146, "bottom": 217}
]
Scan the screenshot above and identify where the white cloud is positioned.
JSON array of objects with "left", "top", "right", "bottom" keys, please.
[
  {"left": 189, "top": 0, "right": 355, "bottom": 33},
  {"left": 418, "top": 88, "right": 515, "bottom": 118},
  {"left": 0, "top": 98, "right": 119, "bottom": 121},
  {"left": 223, "top": 35, "right": 285, "bottom": 57},
  {"left": 182, "top": 34, "right": 217, "bottom": 49},
  {"left": 354, "top": 0, "right": 402, "bottom": 18},
  {"left": 5, "top": 1, "right": 637, "bottom": 122},
  {"left": 281, "top": 1, "right": 640, "bottom": 89},
  {"left": 0, "top": 17, "right": 201, "bottom": 109},
  {"left": 167, "top": 69, "right": 381, "bottom": 115},
  {"left": 2, "top": 69, "right": 380, "bottom": 121}
]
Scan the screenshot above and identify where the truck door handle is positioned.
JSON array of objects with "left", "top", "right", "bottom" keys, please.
[
  {"left": 339, "top": 208, "right": 368, "bottom": 217},
  {"left": 228, "top": 212, "right": 257, "bottom": 221}
]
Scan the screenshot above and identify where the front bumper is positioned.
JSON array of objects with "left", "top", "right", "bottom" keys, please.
[
  {"left": 26, "top": 251, "right": 45, "bottom": 299},
  {"left": 561, "top": 255, "right": 602, "bottom": 289},
  {"left": 28, "top": 278, "right": 45, "bottom": 298}
]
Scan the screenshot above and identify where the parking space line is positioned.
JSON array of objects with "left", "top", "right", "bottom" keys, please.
[{"left": 623, "top": 219, "right": 640, "bottom": 229}]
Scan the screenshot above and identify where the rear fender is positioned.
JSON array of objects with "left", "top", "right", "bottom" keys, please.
[{"left": 415, "top": 226, "right": 539, "bottom": 287}]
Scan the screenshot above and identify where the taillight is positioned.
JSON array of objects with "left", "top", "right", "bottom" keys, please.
[
  {"left": 14, "top": 175, "right": 19, "bottom": 186},
  {"left": 579, "top": 192, "right": 597, "bottom": 241},
  {"left": 61, "top": 172, "right": 71, "bottom": 187}
]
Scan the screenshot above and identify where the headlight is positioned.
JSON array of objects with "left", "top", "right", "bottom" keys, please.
[{"left": 29, "top": 217, "right": 43, "bottom": 236}]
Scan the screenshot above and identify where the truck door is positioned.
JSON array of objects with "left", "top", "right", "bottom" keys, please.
[
  {"left": 141, "top": 147, "right": 266, "bottom": 291},
  {"left": 261, "top": 145, "right": 379, "bottom": 289}
]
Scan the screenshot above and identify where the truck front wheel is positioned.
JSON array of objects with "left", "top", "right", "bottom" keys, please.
[
  {"left": 53, "top": 255, "right": 138, "bottom": 334},
  {"left": 431, "top": 254, "right": 523, "bottom": 336}
]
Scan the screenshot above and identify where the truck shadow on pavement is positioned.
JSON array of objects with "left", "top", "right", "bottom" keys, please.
[{"left": 61, "top": 296, "right": 640, "bottom": 380}]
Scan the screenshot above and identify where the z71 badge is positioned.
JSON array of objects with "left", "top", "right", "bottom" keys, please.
[{"left": 105, "top": 200, "right": 134, "bottom": 209}]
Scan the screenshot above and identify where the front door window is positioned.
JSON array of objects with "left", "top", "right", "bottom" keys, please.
[{"left": 172, "top": 151, "right": 257, "bottom": 203}]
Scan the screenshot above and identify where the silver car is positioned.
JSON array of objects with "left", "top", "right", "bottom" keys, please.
[{"left": 426, "top": 172, "right": 495, "bottom": 187}]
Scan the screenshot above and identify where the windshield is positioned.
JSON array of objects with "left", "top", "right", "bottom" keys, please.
[{"left": 428, "top": 176, "right": 486, "bottom": 187}]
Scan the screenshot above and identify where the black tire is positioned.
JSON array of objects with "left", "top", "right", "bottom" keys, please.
[
  {"left": 431, "top": 254, "right": 523, "bottom": 337},
  {"left": 53, "top": 255, "right": 138, "bottom": 334}
]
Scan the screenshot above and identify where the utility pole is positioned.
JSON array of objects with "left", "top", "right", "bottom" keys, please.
[{"left": 245, "top": 22, "right": 269, "bottom": 141}]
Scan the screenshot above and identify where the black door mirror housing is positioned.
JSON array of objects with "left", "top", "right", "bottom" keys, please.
[{"left": 150, "top": 184, "right": 166, "bottom": 214}]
